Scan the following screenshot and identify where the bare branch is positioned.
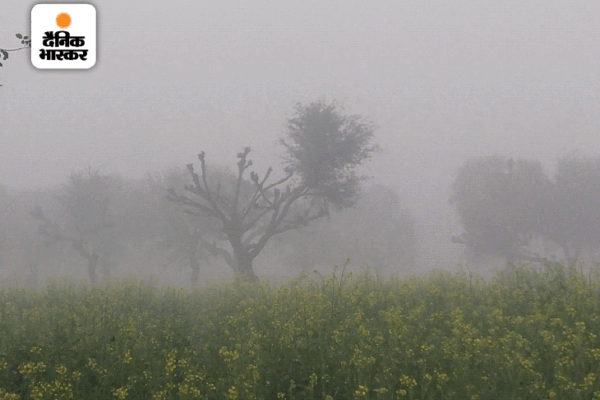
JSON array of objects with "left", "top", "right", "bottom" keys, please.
[
  {"left": 264, "top": 169, "right": 293, "bottom": 191},
  {"left": 242, "top": 225, "right": 267, "bottom": 246},
  {"left": 233, "top": 148, "right": 252, "bottom": 217},
  {"left": 271, "top": 185, "right": 309, "bottom": 230},
  {"left": 196, "top": 153, "right": 227, "bottom": 221},
  {"left": 273, "top": 207, "right": 327, "bottom": 235},
  {"left": 167, "top": 189, "right": 222, "bottom": 218},
  {"left": 241, "top": 206, "right": 274, "bottom": 232},
  {"left": 185, "top": 166, "right": 207, "bottom": 197},
  {"left": 30, "top": 206, "right": 100, "bottom": 263},
  {"left": 201, "top": 241, "right": 234, "bottom": 268},
  {"left": 241, "top": 167, "right": 276, "bottom": 219},
  {"left": 248, "top": 206, "right": 326, "bottom": 258}
]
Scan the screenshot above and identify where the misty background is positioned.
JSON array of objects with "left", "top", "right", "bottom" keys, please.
[{"left": 2, "top": 0, "right": 600, "bottom": 282}]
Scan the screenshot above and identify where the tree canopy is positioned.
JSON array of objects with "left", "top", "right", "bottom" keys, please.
[
  {"left": 280, "top": 100, "right": 379, "bottom": 208},
  {"left": 168, "top": 100, "right": 379, "bottom": 281},
  {"left": 542, "top": 154, "right": 600, "bottom": 263},
  {"left": 451, "top": 154, "right": 600, "bottom": 267}
]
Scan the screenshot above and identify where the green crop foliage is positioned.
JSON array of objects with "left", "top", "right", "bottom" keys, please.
[{"left": 1, "top": 263, "right": 600, "bottom": 399}]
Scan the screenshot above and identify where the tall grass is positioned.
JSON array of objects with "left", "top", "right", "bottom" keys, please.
[{"left": 1, "top": 263, "right": 600, "bottom": 399}]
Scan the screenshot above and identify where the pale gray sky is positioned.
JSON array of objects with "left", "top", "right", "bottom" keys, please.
[{"left": 1, "top": 0, "right": 599, "bottom": 269}]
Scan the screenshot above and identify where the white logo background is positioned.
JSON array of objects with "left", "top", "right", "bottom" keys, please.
[{"left": 31, "top": 4, "right": 96, "bottom": 69}]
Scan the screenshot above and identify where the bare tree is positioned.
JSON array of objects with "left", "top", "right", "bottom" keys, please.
[{"left": 168, "top": 100, "right": 379, "bottom": 281}]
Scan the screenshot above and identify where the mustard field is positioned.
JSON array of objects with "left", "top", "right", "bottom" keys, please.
[{"left": 1, "top": 263, "right": 600, "bottom": 399}]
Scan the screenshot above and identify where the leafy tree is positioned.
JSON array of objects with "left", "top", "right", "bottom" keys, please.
[
  {"left": 168, "top": 100, "right": 379, "bottom": 281},
  {"left": 542, "top": 153, "right": 600, "bottom": 264},
  {"left": 450, "top": 155, "right": 551, "bottom": 265},
  {"left": 31, "top": 168, "right": 120, "bottom": 284},
  {"left": 281, "top": 101, "right": 379, "bottom": 208}
]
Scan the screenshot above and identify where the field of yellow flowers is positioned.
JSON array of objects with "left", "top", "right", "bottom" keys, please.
[{"left": 1, "top": 262, "right": 600, "bottom": 399}]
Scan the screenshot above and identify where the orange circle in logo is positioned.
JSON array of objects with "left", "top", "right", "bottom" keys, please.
[{"left": 56, "top": 13, "right": 71, "bottom": 29}]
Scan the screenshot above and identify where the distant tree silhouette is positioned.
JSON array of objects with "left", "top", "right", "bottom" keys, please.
[
  {"left": 541, "top": 153, "right": 600, "bottom": 264},
  {"left": 121, "top": 168, "right": 228, "bottom": 285},
  {"left": 274, "top": 184, "right": 417, "bottom": 273},
  {"left": 450, "top": 155, "right": 550, "bottom": 266},
  {"left": 31, "top": 168, "right": 120, "bottom": 284},
  {"left": 451, "top": 153, "right": 600, "bottom": 268}
]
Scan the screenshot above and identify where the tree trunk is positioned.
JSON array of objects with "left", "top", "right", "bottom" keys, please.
[
  {"left": 234, "top": 250, "right": 259, "bottom": 282},
  {"left": 87, "top": 254, "right": 99, "bottom": 284},
  {"left": 228, "top": 233, "right": 259, "bottom": 282},
  {"left": 72, "top": 241, "right": 100, "bottom": 284},
  {"left": 188, "top": 251, "right": 200, "bottom": 285}
]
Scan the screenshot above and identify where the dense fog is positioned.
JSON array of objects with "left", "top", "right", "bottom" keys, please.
[{"left": 1, "top": 0, "right": 600, "bottom": 285}]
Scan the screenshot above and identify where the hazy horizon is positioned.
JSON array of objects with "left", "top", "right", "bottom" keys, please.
[{"left": 2, "top": 0, "right": 600, "bottom": 271}]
